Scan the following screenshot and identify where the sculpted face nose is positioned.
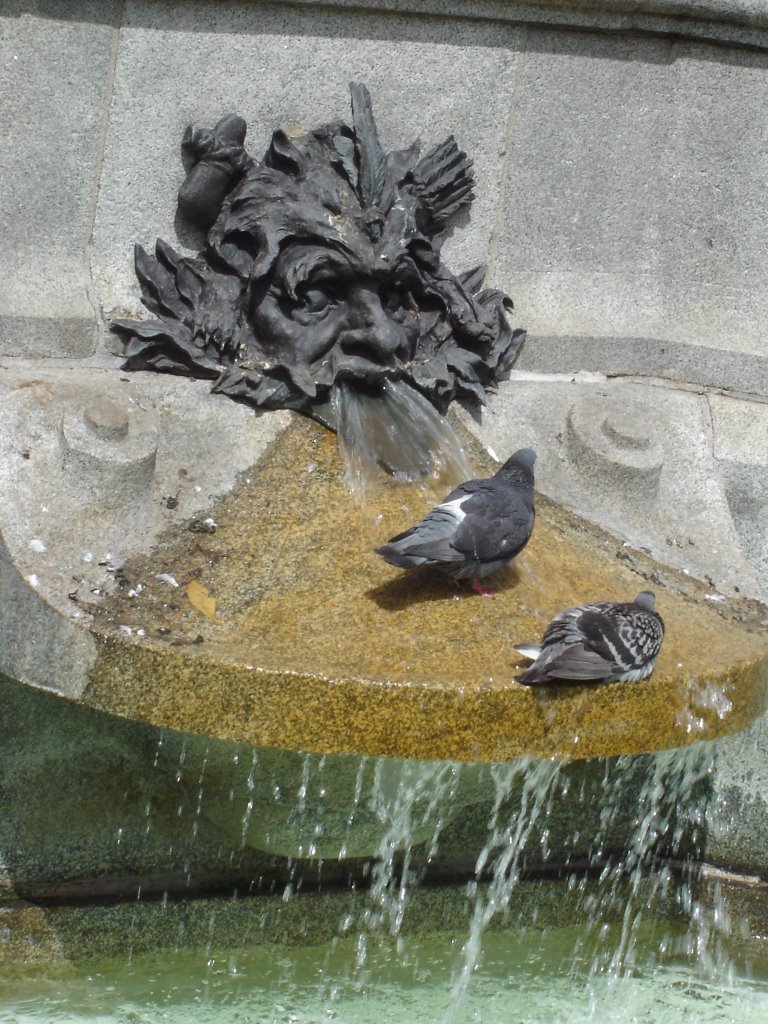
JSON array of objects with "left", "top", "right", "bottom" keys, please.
[{"left": 344, "top": 284, "right": 405, "bottom": 357}]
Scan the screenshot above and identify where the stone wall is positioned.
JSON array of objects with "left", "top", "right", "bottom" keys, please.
[
  {"left": 3, "top": 0, "right": 767, "bottom": 596},
  {"left": 4, "top": 1, "right": 768, "bottom": 387}
]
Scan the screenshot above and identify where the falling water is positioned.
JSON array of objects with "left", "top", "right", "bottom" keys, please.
[
  {"left": 265, "top": 736, "right": 750, "bottom": 1023},
  {"left": 235, "top": 733, "right": 752, "bottom": 1023},
  {"left": 331, "top": 379, "right": 472, "bottom": 502},
  {"left": 578, "top": 743, "right": 719, "bottom": 981},
  {"left": 446, "top": 757, "right": 564, "bottom": 1020},
  {"left": 7, "top": 719, "right": 768, "bottom": 1023},
  {"left": 435, "top": 739, "right": 737, "bottom": 1023},
  {"left": 352, "top": 758, "right": 463, "bottom": 960},
  {"left": 180, "top": 727, "right": 752, "bottom": 1007}
]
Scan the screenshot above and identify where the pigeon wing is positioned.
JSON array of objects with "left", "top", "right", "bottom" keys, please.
[
  {"left": 375, "top": 489, "right": 478, "bottom": 566},
  {"left": 519, "top": 605, "right": 618, "bottom": 683},
  {"left": 617, "top": 608, "right": 665, "bottom": 664},
  {"left": 526, "top": 642, "right": 616, "bottom": 681},
  {"left": 450, "top": 486, "right": 534, "bottom": 564}
]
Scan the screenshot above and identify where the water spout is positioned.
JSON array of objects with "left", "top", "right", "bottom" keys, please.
[{"left": 331, "top": 380, "right": 473, "bottom": 503}]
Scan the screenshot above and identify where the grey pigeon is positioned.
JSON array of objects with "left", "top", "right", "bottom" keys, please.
[
  {"left": 374, "top": 448, "right": 536, "bottom": 595},
  {"left": 515, "top": 591, "right": 664, "bottom": 685}
]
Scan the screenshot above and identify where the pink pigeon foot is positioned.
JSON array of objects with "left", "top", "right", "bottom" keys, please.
[{"left": 471, "top": 579, "right": 495, "bottom": 598}]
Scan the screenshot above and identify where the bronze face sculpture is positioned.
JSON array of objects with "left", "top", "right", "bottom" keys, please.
[{"left": 112, "top": 84, "right": 525, "bottom": 424}]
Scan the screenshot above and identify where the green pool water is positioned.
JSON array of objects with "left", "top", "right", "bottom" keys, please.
[{"left": 3, "top": 917, "right": 768, "bottom": 1024}]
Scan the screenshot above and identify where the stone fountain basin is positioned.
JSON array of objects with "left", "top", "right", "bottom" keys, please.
[{"left": 76, "top": 417, "right": 767, "bottom": 763}]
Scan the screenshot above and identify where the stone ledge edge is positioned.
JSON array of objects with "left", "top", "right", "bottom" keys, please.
[{"left": 272, "top": 0, "right": 768, "bottom": 50}]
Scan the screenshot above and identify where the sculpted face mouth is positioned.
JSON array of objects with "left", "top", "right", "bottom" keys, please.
[{"left": 112, "top": 84, "right": 526, "bottom": 421}]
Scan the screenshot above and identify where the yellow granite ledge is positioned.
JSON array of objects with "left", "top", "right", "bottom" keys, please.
[{"left": 82, "top": 416, "right": 768, "bottom": 762}]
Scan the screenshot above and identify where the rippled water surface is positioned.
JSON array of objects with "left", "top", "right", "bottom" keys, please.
[{"left": 3, "top": 918, "right": 768, "bottom": 1024}]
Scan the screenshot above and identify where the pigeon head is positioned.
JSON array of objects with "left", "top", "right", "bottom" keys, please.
[
  {"left": 634, "top": 591, "right": 656, "bottom": 611},
  {"left": 496, "top": 447, "right": 536, "bottom": 486}
]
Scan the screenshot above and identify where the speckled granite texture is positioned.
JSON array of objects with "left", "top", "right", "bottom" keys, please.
[{"left": 80, "top": 417, "right": 768, "bottom": 762}]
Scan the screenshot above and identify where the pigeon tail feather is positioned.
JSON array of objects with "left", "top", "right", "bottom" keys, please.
[
  {"left": 514, "top": 644, "right": 541, "bottom": 661},
  {"left": 516, "top": 662, "right": 551, "bottom": 685},
  {"left": 374, "top": 543, "right": 428, "bottom": 569}
]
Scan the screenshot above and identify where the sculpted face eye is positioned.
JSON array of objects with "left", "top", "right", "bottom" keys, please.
[
  {"left": 300, "top": 287, "right": 334, "bottom": 314},
  {"left": 284, "top": 285, "right": 339, "bottom": 325},
  {"left": 380, "top": 285, "right": 410, "bottom": 323}
]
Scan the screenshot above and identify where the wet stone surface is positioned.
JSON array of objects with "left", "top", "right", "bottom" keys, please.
[
  {"left": 0, "top": 875, "right": 685, "bottom": 965},
  {"left": 81, "top": 416, "right": 768, "bottom": 762},
  {"left": 0, "top": 670, "right": 700, "bottom": 898}
]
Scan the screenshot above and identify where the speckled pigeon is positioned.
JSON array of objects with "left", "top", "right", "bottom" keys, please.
[
  {"left": 514, "top": 591, "right": 665, "bottom": 685},
  {"left": 374, "top": 448, "right": 536, "bottom": 595}
]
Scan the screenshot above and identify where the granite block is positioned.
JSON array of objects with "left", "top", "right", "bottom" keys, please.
[
  {"left": 0, "top": 2, "right": 120, "bottom": 356},
  {"left": 92, "top": 0, "right": 521, "bottom": 318},
  {"left": 495, "top": 29, "right": 768, "bottom": 394}
]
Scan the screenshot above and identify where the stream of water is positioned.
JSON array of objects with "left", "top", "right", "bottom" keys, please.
[{"left": 331, "top": 380, "right": 473, "bottom": 501}]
